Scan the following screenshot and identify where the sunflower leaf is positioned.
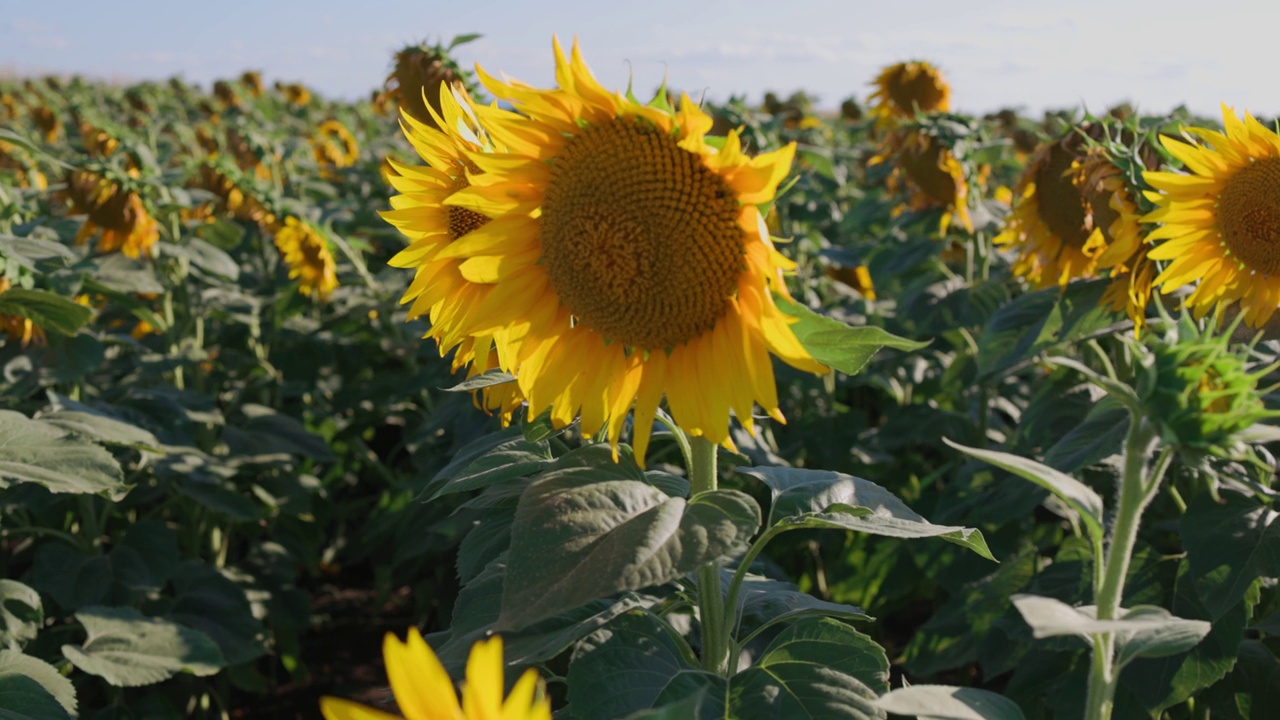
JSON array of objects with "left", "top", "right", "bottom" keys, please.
[{"left": 774, "top": 295, "right": 928, "bottom": 375}]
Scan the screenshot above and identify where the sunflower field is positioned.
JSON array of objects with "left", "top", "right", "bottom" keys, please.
[{"left": 3, "top": 34, "right": 1280, "bottom": 720}]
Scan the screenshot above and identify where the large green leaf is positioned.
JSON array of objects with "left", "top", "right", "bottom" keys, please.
[
  {"left": 0, "top": 289, "right": 91, "bottom": 337},
  {"left": 0, "top": 651, "right": 75, "bottom": 717},
  {"left": 1042, "top": 397, "right": 1129, "bottom": 473},
  {"left": 1010, "top": 595, "right": 1209, "bottom": 668},
  {"left": 735, "top": 574, "right": 871, "bottom": 635},
  {"left": 0, "top": 410, "right": 125, "bottom": 496},
  {"left": 566, "top": 611, "right": 723, "bottom": 720},
  {"left": 1182, "top": 490, "right": 1280, "bottom": 620},
  {"left": 874, "top": 686, "right": 1026, "bottom": 720},
  {"left": 776, "top": 296, "right": 928, "bottom": 376},
  {"left": 740, "top": 467, "right": 993, "bottom": 560},
  {"left": 944, "top": 440, "right": 1104, "bottom": 546},
  {"left": 498, "top": 468, "right": 760, "bottom": 630},
  {"left": 976, "top": 279, "right": 1113, "bottom": 380},
  {"left": 432, "top": 555, "right": 652, "bottom": 675},
  {"left": 425, "top": 426, "right": 553, "bottom": 499},
  {"left": 62, "top": 606, "right": 225, "bottom": 687},
  {"left": 728, "top": 617, "right": 889, "bottom": 720},
  {"left": 38, "top": 409, "right": 161, "bottom": 450},
  {"left": 223, "top": 404, "right": 334, "bottom": 461},
  {"left": 165, "top": 562, "right": 267, "bottom": 666},
  {"left": 0, "top": 582, "right": 41, "bottom": 651}
]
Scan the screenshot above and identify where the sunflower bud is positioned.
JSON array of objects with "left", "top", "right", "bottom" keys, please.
[{"left": 1137, "top": 315, "right": 1278, "bottom": 455}]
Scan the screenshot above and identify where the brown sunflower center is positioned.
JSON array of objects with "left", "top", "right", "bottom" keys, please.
[
  {"left": 1218, "top": 157, "right": 1280, "bottom": 276},
  {"left": 1034, "top": 144, "right": 1118, "bottom": 249},
  {"left": 540, "top": 115, "right": 744, "bottom": 350}
]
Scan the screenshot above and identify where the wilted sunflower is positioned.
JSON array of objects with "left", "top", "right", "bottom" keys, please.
[
  {"left": 319, "top": 631, "right": 550, "bottom": 720},
  {"left": 64, "top": 169, "right": 159, "bottom": 259},
  {"left": 423, "top": 38, "right": 828, "bottom": 459},
  {"left": 877, "top": 128, "right": 973, "bottom": 234},
  {"left": 270, "top": 216, "right": 338, "bottom": 300},
  {"left": 1142, "top": 105, "right": 1280, "bottom": 327},
  {"left": 1, "top": 93, "right": 19, "bottom": 121},
  {"left": 869, "top": 61, "right": 950, "bottom": 129},
  {"left": 995, "top": 127, "right": 1145, "bottom": 290},
  {"left": 311, "top": 119, "right": 359, "bottom": 170}
]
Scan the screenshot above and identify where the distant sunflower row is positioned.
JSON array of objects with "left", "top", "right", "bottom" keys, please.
[
  {"left": 867, "top": 59, "right": 1280, "bottom": 333},
  {"left": 1, "top": 71, "right": 358, "bottom": 302}
]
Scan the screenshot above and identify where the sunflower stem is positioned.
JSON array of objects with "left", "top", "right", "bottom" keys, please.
[
  {"left": 690, "top": 437, "right": 730, "bottom": 675},
  {"left": 1084, "top": 418, "right": 1168, "bottom": 720}
]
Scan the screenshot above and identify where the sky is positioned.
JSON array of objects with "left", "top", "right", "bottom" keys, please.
[{"left": 2, "top": 0, "right": 1276, "bottom": 119}]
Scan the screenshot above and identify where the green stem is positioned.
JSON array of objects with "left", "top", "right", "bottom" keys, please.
[
  {"left": 1084, "top": 419, "right": 1173, "bottom": 720},
  {"left": 690, "top": 437, "right": 729, "bottom": 675}
]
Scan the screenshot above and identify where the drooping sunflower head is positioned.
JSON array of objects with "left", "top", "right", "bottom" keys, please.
[
  {"left": 0, "top": 140, "right": 47, "bottom": 190},
  {"left": 869, "top": 61, "right": 951, "bottom": 129},
  {"left": 399, "top": 37, "right": 827, "bottom": 460},
  {"left": 1142, "top": 105, "right": 1280, "bottom": 328},
  {"left": 239, "top": 70, "right": 264, "bottom": 97},
  {"left": 79, "top": 122, "right": 119, "bottom": 158},
  {"left": 125, "top": 86, "right": 154, "bottom": 114},
  {"left": 274, "top": 81, "right": 312, "bottom": 107},
  {"left": 380, "top": 36, "right": 479, "bottom": 130},
  {"left": 31, "top": 105, "right": 61, "bottom": 143},
  {"left": 995, "top": 124, "right": 1146, "bottom": 289},
  {"left": 64, "top": 168, "right": 159, "bottom": 259},
  {"left": 213, "top": 80, "right": 242, "bottom": 110},
  {"left": 874, "top": 122, "right": 974, "bottom": 234},
  {"left": 269, "top": 216, "right": 339, "bottom": 300},
  {"left": 190, "top": 161, "right": 273, "bottom": 225}
]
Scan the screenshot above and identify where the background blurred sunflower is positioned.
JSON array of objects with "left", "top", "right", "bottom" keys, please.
[
  {"left": 382, "top": 82, "right": 525, "bottom": 421},
  {"left": 869, "top": 60, "right": 950, "bottom": 130},
  {"left": 64, "top": 168, "right": 159, "bottom": 259},
  {"left": 424, "top": 38, "right": 828, "bottom": 461},
  {"left": 1143, "top": 105, "right": 1280, "bottom": 327},
  {"left": 270, "top": 216, "right": 339, "bottom": 300},
  {"left": 876, "top": 127, "right": 973, "bottom": 234},
  {"left": 996, "top": 126, "right": 1145, "bottom": 290}
]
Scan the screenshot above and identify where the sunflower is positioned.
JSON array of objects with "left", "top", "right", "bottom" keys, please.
[
  {"left": 995, "top": 127, "right": 1145, "bottom": 289},
  {"left": 213, "top": 80, "right": 241, "bottom": 110},
  {"left": 0, "top": 279, "right": 46, "bottom": 348},
  {"left": 270, "top": 216, "right": 339, "bottom": 300},
  {"left": 240, "top": 70, "right": 264, "bottom": 98},
  {"left": 65, "top": 169, "right": 159, "bottom": 259},
  {"left": 869, "top": 61, "right": 950, "bottom": 129},
  {"left": 79, "top": 122, "right": 119, "bottom": 158},
  {"left": 381, "top": 82, "right": 527, "bottom": 418},
  {"left": 382, "top": 44, "right": 463, "bottom": 129},
  {"left": 31, "top": 105, "right": 61, "bottom": 143},
  {"left": 275, "top": 82, "right": 312, "bottom": 107},
  {"left": 408, "top": 38, "right": 827, "bottom": 460},
  {"left": 0, "top": 140, "right": 47, "bottom": 190},
  {"left": 312, "top": 119, "right": 360, "bottom": 170},
  {"left": 1142, "top": 105, "right": 1280, "bottom": 327},
  {"left": 319, "top": 630, "right": 550, "bottom": 720},
  {"left": 877, "top": 128, "right": 973, "bottom": 234},
  {"left": 191, "top": 162, "right": 273, "bottom": 225}
]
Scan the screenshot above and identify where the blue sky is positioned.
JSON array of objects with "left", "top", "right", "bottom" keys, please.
[{"left": 2, "top": 0, "right": 1275, "bottom": 118}]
